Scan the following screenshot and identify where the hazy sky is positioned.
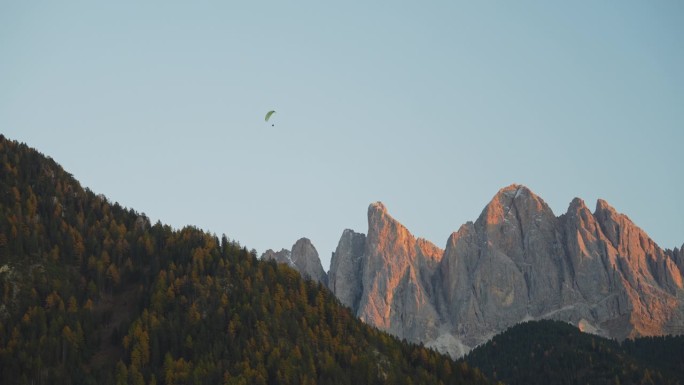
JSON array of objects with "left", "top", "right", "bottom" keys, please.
[{"left": 2, "top": 1, "right": 683, "bottom": 270}]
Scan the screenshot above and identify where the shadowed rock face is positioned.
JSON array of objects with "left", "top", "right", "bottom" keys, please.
[
  {"left": 327, "top": 185, "right": 684, "bottom": 357},
  {"left": 290, "top": 238, "right": 328, "bottom": 286},
  {"left": 261, "top": 248, "right": 294, "bottom": 267},
  {"left": 262, "top": 238, "right": 327, "bottom": 285},
  {"left": 329, "top": 229, "right": 366, "bottom": 311}
]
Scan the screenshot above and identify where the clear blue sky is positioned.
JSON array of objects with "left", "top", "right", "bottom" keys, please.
[{"left": 2, "top": 1, "right": 683, "bottom": 270}]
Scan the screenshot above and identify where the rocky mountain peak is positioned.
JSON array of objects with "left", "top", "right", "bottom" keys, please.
[
  {"left": 477, "top": 184, "right": 554, "bottom": 229},
  {"left": 595, "top": 198, "right": 617, "bottom": 213},
  {"left": 567, "top": 197, "right": 589, "bottom": 213},
  {"left": 490, "top": 184, "right": 538, "bottom": 203},
  {"left": 291, "top": 237, "right": 314, "bottom": 261},
  {"left": 369, "top": 201, "right": 388, "bottom": 214},
  {"left": 328, "top": 185, "right": 684, "bottom": 358},
  {"left": 563, "top": 198, "right": 597, "bottom": 232},
  {"left": 261, "top": 248, "right": 294, "bottom": 267},
  {"left": 365, "top": 201, "right": 443, "bottom": 264},
  {"left": 593, "top": 199, "right": 626, "bottom": 250},
  {"left": 291, "top": 237, "right": 328, "bottom": 285},
  {"left": 351, "top": 202, "right": 443, "bottom": 334},
  {"left": 261, "top": 238, "right": 327, "bottom": 285},
  {"left": 275, "top": 185, "right": 683, "bottom": 359},
  {"left": 329, "top": 229, "right": 366, "bottom": 310}
]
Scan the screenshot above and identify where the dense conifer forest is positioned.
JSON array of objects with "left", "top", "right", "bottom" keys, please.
[
  {"left": 463, "top": 320, "right": 684, "bottom": 385},
  {"left": 0, "top": 135, "right": 493, "bottom": 384}
]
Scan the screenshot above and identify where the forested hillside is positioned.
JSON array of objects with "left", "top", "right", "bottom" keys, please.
[
  {"left": 463, "top": 320, "right": 684, "bottom": 385},
  {"left": 0, "top": 135, "right": 492, "bottom": 385}
]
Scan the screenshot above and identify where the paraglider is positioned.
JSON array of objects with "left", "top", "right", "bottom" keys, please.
[{"left": 265, "top": 110, "right": 276, "bottom": 126}]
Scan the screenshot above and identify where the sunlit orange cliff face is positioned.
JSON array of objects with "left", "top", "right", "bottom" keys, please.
[{"left": 323, "top": 184, "right": 684, "bottom": 358}]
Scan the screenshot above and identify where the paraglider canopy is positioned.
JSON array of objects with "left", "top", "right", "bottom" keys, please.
[{"left": 265, "top": 110, "right": 276, "bottom": 126}]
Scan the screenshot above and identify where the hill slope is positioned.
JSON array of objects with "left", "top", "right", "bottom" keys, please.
[
  {"left": 0, "top": 135, "right": 491, "bottom": 385},
  {"left": 463, "top": 320, "right": 684, "bottom": 385}
]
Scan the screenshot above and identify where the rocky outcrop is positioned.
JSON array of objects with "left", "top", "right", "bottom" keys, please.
[
  {"left": 326, "top": 203, "right": 445, "bottom": 344},
  {"left": 261, "top": 248, "right": 294, "bottom": 267},
  {"left": 590, "top": 199, "right": 683, "bottom": 338},
  {"left": 437, "top": 185, "right": 579, "bottom": 347},
  {"left": 327, "top": 185, "right": 684, "bottom": 357},
  {"left": 291, "top": 238, "right": 328, "bottom": 285},
  {"left": 328, "top": 229, "right": 366, "bottom": 310},
  {"left": 668, "top": 244, "right": 684, "bottom": 275},
  {"left": 266, "top": 185, "right": 684, "bottom": 357},
  {"left": 261, "top": 238, "right": 327, "bottom": 285},
  {"left": 356, "top": 202, "right": 443, "bottom": 342}
]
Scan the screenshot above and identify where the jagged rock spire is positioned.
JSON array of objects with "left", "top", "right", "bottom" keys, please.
[{"left": 328, "top": 186, "right": 684, "bottom": 358}]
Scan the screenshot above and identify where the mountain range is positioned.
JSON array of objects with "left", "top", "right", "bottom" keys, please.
[
  {"left": 3, "top": 133, "right": 683, "bottom": 383},
  {"left": 263, "top": 185, "right": 684, "bottom": 357}
]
